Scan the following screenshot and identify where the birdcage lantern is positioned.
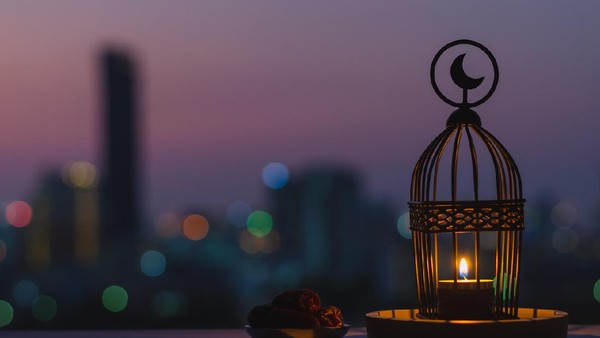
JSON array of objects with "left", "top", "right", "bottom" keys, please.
[{"left": 409, "top": 40, "right": 525, "bottom": 320}]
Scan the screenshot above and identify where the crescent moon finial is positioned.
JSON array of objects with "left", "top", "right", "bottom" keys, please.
[{"left": 450, "top": 53, "right": 484, "bottom": 90}]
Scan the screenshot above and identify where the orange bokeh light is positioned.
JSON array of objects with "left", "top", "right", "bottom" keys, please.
[{"left": 182, "top": 214, "right": 209, "bottom": 241}]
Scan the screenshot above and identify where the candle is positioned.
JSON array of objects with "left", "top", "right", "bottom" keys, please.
[{"left": 437, "top": 258, "right": 495, "bottom": 320}]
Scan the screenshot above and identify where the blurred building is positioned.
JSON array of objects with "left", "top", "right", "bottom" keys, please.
[
  {"left": 14, "top": 163, "right": 100, "bottom": 272},
  {"left": 268, "top": 166, "right": 402, "bottom": 323},
  {"left": 270, "top": 167, "right": 367, "bottom": 280},
  {"left": 25, "top": 171, "right": 74, "bottom": 271},
  {"left": 99, "top": 48, "right": 140, "bottom": 266}
]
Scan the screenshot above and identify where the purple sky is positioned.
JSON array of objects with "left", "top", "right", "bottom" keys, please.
[{"left": 0, "top": 1, "right": 599, "bottom": 225}]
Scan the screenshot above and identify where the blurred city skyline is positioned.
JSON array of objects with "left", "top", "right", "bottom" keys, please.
[
  {"left": 0, "top": 2, "right": 599, "bottom": 226},
  {"left": 0, "top": 21, "right": 600, "bottom": 329}
]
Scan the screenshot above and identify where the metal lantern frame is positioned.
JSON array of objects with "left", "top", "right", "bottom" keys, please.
[{"left": 408, "top": 40, "right": 525, "bottom": 319}]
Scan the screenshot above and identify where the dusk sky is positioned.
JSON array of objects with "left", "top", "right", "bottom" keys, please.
[{"left": 0, "top": 1, "right": 599, "bottom": 226}]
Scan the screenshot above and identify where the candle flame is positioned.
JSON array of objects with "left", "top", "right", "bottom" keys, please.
[{"left": 459, "top": 258, "right": 468, "bottom": 280}]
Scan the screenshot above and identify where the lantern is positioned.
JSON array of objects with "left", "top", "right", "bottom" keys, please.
[
  {"left": 366, "top": 39, "right": 568, "bottom": 338},
  {"left": 409, "top": 39, "right": 524, "bottom": 320}
]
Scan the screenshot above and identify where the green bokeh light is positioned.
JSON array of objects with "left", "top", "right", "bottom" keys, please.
[
  {"left": 247, "top": 210, "right": 273, "bottom": 237},
  {"left": 396, "top": 212, "right": 412, "bottom": 239},
  {"left": 102, "top": 285, "right": 128, "bottom": 313},
  {"left": 594, "top": 279, "right": 600, "bottom": 303},
  {"left": 32, "top": 295, "right": 57, "bottom": 322},
  {"left": 492, "top": 274, "right": 515, "bottom": 301},
  {"left": 0, "top": 300, "right": 13, "bottom": 327}
]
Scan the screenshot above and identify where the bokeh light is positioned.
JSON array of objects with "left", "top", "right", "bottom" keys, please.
[
  {"left": 226, "top": 201, "right": 252, "bottom": 228},
  {"left": 32, "top": 295, "right": 57, "bottom": 322},
  {"left": 594, "top": 279, "right": 600, "bottom": 303},
  {"left": 0, "top": 300, "right": 14, "bottom": 327},
  {"left": 183, "top": 214, "right": 210, "bottom": 241},
  {"left": 102, "top": 285, "right": 128, "bottom": 313},
  {"left": 153, "top": 291, "right": 185, "bottom": 318},
  {"left": 552, "top": 227, "right": 579, "bottom": 253},
  {"left": 0, "top": 240, "right": 7, "bottom": 263},
  {"left": 239, "top": 229, "right": 280, "bottom": 254},
  {"left": 262, "top": 230, "right": 281, "bottom": 254},
  {"left": 246, "top": 210, "right": 273, "bottom": 237},
  {"left": 62, "top": 161, "right": 98, "bottom": 189},
  {"left": 551, "top": 201, "right": 577, "bottom": 227},
  {"left": 396, "top": 212, "right": 411, "bottom": 239},
  {"left": 140, "top": 250, "right": 167, "bottom": 277},
  {"left": 239, "top": 229, "right": 265, "bottom": 254},
  {"left": 155, "top": 213, "right": 181, "bottom": 239},
  {"left": 13, "top": 280, "right": 39, "bottom": 308},
  {"left": 492, "top": 274, "right": 512, "bottom": 301},
  {"left": 262, "top": 162, "right": 290, "bottom": 189},
  {"left": 5, "top": 201, "right": 32, "bottom": 228}
]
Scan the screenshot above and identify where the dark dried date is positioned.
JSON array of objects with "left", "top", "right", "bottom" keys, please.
[
  {"left": 316, "top": 305, "right": 343, "bottom": 328},
  {"left": 247, "top": 289, "right": 344, "bottom": 329},
  {"left": 265, "top": 307, "right": 321, "bottom": 329},
  {"left": 272, "top": 289, "right": 321, "bottom": 313},
  {"left": 247, "top": 304, "right": 273, "bottom": 328}
]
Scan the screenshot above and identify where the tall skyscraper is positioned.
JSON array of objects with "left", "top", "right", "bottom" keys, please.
[{"left": 100, "top": 48, "right": 140, "bottom": 263}]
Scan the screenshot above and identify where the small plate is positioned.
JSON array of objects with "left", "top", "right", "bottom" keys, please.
[{"left": 245, "top": 324, "right": 350, "bottom": 338}]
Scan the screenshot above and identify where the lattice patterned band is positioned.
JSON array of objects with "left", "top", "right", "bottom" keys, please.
[{"left": 409, "top": 200, "right": 525, "bottom": 233}]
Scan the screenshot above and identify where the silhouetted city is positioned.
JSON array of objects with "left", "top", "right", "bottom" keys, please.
[{"left": 0, "top": 42, "right": 599, "bottom": 330}]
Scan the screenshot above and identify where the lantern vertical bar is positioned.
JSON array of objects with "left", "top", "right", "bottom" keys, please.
[
  {"left": 411, "top": 127, "right": 448, "bottom": 201},
  {"left": 433, "top": 233, "right": 439, "bottom": 306},
  {"left": 426, "top": 232, "right": 436, "bottom": 315},
  {"left": 502, "top": 230, "right": 510, "bottom": 315},
  {"left": 429, "top": 128, "right": 456, "bottom": 201},
  {"left": 412, "top": 232, "right": 423, "bottom": 314},
  {"left": 453, "top": 233, "right": 458, "bottom": 284},
  {"left": 482, "top": 127, "right": 523, "bottom": 199},
  {"left": 465, "top": 126, "right": 480, "bottom": 285},
  {"left": 507, "top": 231, "right": 513, "bottom": 315},
  {"left": 450, "top": 128, "right": 462, "bottom": 202},
  {"left": 417, "top": 232, "right": 427, "bottom": 315},
  {"left": 475, "top": 232, "right": 480, "bottom": 284},
  {"left": 472, "top": 127, "right": 504, "bottom": 199},
  {"left": 508, "top": 230, "right": 517, "bottom": 315},
  {"left": 423, "top": 233, "right": 435, "bottom": 316},
  {"left": 506, "top": 230, "right": 514, "bottom": 313},
  {"left": 465, "top": 127, "right": 480, "bottom": 201},
  {"left": 513, "top": 229, "right": 523, "bottom": 317},
  {"left": 498, "top": 231, "right": 504, "bottom": 315},
  {"left": 416, "top": 232, "right": 424, "bottom": 314},
  {"left": 496, "top": 231, "right": 502, "bottom": 316},
  {"left": 422, "top": 130, "right": 453, "bottom": 201},
  {"left": 513, "top": 230, "right": 519, "bottom": 314},
  {"left": 451, "top": 128, "right": 463, "bottom": 287},
  {"left": 419, "top": 231, "right": 430, "bottom": 316}
]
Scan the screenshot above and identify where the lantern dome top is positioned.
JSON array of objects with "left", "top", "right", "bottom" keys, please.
[{"left": 409, "top": 39, "right": 524, "bottom": 232}]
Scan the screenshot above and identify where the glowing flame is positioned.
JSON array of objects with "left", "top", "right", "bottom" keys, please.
[{"left": 459, "top": 258, "right": 468, "bottom": 280}]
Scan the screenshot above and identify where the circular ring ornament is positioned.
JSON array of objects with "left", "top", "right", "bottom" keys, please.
[{"left": 430, "top": 39, "right": 499, "bottom": 108}]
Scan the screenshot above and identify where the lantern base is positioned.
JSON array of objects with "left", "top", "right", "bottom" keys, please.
[{"left": 366, "top": 308, "right": 568, "bottom": 338}]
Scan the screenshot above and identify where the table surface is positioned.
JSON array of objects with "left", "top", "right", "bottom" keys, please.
[{"left": 0, "top": 326, "right": 599, "bottom": 337}]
